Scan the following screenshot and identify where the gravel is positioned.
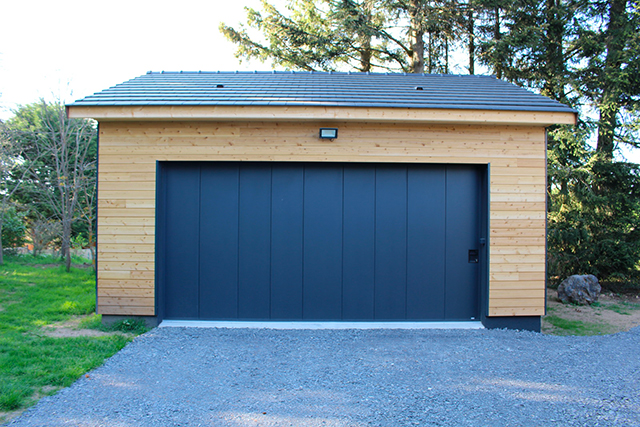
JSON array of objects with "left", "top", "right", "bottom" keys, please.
[{"left": 9, "top": 326, "right": 640, "bottom": 426}]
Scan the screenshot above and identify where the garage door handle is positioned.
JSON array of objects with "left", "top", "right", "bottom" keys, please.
[{"left": 468, "top": 249, "right": 479, "bottom": 263}]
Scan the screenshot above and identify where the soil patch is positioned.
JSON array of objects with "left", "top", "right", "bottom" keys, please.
[
  {"left": 543, "top": 290, "right": 640, "bottom": 335},
  {"left": 41, "top": 316, "right": 129, "bottom": 338}
]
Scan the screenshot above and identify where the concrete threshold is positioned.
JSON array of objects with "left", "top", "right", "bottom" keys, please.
[{"left": 159, "top": 320, "right": 484, "bottom": 330}]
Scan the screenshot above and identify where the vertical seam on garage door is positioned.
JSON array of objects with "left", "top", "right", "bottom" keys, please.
[
  {"left": 301, "top": 165, "right": 306, "bottom": 319},
  {"left": 373, "top": 166, "right": 377, "bottom": 319},
  {"left": 197, "top": 164, "right": 202, "bottom": 319},
  {"left": 405, "top": 165, "right": 409, "bottom": 319},
  {"left": 341, "top": 165, "right": 345, "bottom": 320},
  {"left": 269, "top": 165, "right": 273, "bottom": 319},
  {"left": 443, "top": 166, "right": 448, "bottom": 319},
  {"left": 236, "top": 165, "right": 241, "bottom": 319}
]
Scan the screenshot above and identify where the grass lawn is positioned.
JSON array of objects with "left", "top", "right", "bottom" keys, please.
[
  {"left": 0, "top": 254, "right": 145, "bottom": 422},
  {"left": 543, "top": 291, "right": 640, "bottom": 336}
]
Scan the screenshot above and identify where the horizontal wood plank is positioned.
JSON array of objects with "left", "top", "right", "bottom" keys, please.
[
  {"left": 98, "top": 225, "right": 155, "bottom": 235},
  {"left": 490, "top": 289, "right": 545, "bottom": 299},
  {"left": 99, "top": 279, "right": 155, "bottom": 288},
  {"left": 487, "top": 298, "right": 545, "bottom": 307},
  {"left": 97, "top": 244, "right": 155, "bottom": 253},
  {"left": 488, "top": 307, "right": 544, "bottom": 316},
  {"left": 98, "top": 270, "right": 154, "bottom": 280},
  {"left": 98, "top": 296, "right": 155, "bottom": 307},
  {"left": 98, "top": 252, "right": 155, "bottom": 261},
  {"left": 98, "top": 306, "right": 155, "bottom": 316},
  {"left": 70, "top": 105, "right": 577, "bottom": 125},
  {"left": 489, "top": 280, "right": 544, "bottom": 289},
  {"left": 98, "top": 217, "right": 155, "bottom": 226},
  {"left": 490, "top": 246, "right": 546, "bottom": 255},
  {"left": 98, "top": 288, "right": 154, "bottom": 298}
]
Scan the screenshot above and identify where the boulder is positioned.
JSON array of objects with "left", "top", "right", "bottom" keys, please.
[{"left": 557, "top": 274, "right": 601, "bottom": 305}]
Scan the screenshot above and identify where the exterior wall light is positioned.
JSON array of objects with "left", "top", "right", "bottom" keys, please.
[{"left": 319, "top": 128, "right": 338, "bottom": 140}]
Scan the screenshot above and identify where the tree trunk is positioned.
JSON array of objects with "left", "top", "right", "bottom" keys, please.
[
  {"left": 359, "top": 0, "right": 373, "bottom": 72},
  {"left": 360, "top": 33, "right": 372, "bottom": 72},
  {"left": 409, "top": 0, "right": 425, "bottom": 73},
  {"left": 427, "top": 33, "right": 433, "bottom": 73},
  {"left": 494, "top": 6, "right": 502, "bottom": 79},
  {"left": 468, "top": 6, "right": 475, "bottom": 75},
  {"left": 445, "top": 38, "right": 449, "bottom": 74},
  {"left": 542, "top": 0, "right": 567, "bottom": 103},
  {"left": 596, "top": 0, "right": 627, "bottom": 159},
  {"left": 62, "top": 217, "right": 72, "bottom": 272}
]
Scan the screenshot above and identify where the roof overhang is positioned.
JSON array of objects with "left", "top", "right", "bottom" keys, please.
[{"left": 67, "top": 105, "right": 577, "bottom": 126}]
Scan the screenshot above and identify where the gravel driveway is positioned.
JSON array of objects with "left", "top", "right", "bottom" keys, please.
[{"left": 9, "top": 326, "right": 640, "bottom": 426}]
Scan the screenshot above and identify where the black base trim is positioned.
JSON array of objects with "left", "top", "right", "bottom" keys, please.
[
  {"left": 101, "top": 315, "right": 158, "bottom": 328},
  {"left": 482, "top": 316, "right": 541, "bottom": 332}
]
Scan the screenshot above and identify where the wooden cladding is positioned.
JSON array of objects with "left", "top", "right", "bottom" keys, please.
[
  {"left": 69, "top": 105, "right": 577, "bottom": 126},
  {"left": 96, "top": 120, "right": 547, "bottom": 317}
]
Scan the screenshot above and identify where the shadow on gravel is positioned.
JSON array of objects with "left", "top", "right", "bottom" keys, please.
[{"left": 9, "top": 327, "right": 640, "bottom": 427}]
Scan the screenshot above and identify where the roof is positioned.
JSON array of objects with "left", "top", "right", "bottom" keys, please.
[{"left": 70, "top": 71, "right": 576, "bottom": 114}]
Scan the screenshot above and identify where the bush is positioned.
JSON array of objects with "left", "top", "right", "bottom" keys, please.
[{"left": 1, "top": 207, "right": 26, "bottom": 249}]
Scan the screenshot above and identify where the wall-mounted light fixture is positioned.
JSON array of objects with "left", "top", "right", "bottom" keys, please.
[{"left": 319, "top": 128, "right": 338, "bottom": 140}]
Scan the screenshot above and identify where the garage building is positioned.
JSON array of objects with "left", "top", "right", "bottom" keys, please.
[{"left": 67, "top": 71, "right": 577, "bottom": 331}]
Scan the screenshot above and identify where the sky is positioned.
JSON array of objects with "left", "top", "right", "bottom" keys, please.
[
  {"left": 1, "top": 0, "right": 638, "bottom": 162},
  {"left": 0, "top": 0, "right": 282, "bottom": 118}
]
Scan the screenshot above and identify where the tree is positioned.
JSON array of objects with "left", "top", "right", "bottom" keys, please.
[
  {"left": 545, "top": 0, "right": 640, "bottom": 284},
  {"left": 220, "top": 0, "right": 369, "bottom": 71},
  {"left": 547, "top": 139, "right": 640, "bottom": 283},
  {"left": 26, "top": 214, "right": 61, "bottom": 258},
  {"left": 0, "top": 121, "right": 36, "bottom": 264},
  {"left": 220, "top": 0, "right": 466, "bottom": 73},
  {"left": 7, "top": 101, "right": 97, "bottom": 271},
  {"left": 571, "top": 0, "right": 640, "bottom": 158},
  {"left": 0, "top": 206, "right": 27, "bottom": 251}
]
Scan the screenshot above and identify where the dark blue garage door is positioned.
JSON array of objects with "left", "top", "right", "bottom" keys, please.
[{"left": 158, "top": 162, "right": 481, "bottom": 321}]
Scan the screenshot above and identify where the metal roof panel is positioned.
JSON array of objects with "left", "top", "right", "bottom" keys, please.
[{"left": 70, "top": 71, "right": 577, "bottom": 113}]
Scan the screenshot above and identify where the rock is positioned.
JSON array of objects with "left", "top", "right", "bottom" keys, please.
[{"left": 557, "top": 274, "right": 601, "bottom": 305}]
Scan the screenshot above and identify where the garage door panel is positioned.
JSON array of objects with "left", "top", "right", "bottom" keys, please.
[
  {"left": 446, "top": 166, "right": 480, "bottom": 319},
  {"left": 407, "top": 167, "right": 446, "bottom": 319},
  {"left": 375, "top": 166, "right": 408, "bottom": 320},
  {"left": 271, "top": 165, "right": 304, "bottom": 319},
  {"left": 238, "top": 165, "right": 272, "bottom": 319},
  {"left": 303, "top": 165, "right": 344, "bottom": 320},
  {"left": 161, "top": 162, "right": 482, "bottom": 321},
  {"left": 343, "top": 166, "right": 376, "bottom": 320},
  {"left": 199, "top": 164, "right": 239, "bottom": 319},
  {"left": 164, "top": 164, "right": 200, "bottom": 319}
]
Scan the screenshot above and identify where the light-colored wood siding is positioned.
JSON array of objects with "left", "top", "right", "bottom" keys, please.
[
  {"left": 96, "top": 120, "right": 547, "bottom": 317},
  {"left": 69, "top": 105, "right": 577, "bottom": 126}
]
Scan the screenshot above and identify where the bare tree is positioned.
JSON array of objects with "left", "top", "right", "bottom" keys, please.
[
  {"left": 27, "top": 214, "right": 61, "bottom": 258},
  {"left": 12, "top": 100, "right": 96, "bottom": 271}
]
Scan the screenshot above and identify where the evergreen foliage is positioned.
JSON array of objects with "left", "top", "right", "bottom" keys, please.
[{"left": 219, "top": 0, "right": 640, "bottom": 286}]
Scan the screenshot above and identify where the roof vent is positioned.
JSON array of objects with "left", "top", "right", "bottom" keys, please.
[
  {"left": 415, "top": 86, "right": 424, "bottom": 90},
  {"left": 216, "top": 84, "right": 224, "bottom": 88}
]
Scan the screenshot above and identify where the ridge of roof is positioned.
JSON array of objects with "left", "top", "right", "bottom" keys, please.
[{"left": 145, "top": 70, "right": 497, "bottom": 78}]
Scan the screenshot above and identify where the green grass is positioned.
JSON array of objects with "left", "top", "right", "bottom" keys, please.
[
  {"left": 544, "top": 315, "right": 616, "bottom": 336},
  {"left": 0, "top": 254, "right": 141, "bottom": 417},
  {"left": 591, "top": 300, "right": 640, "bottom": 315}
]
